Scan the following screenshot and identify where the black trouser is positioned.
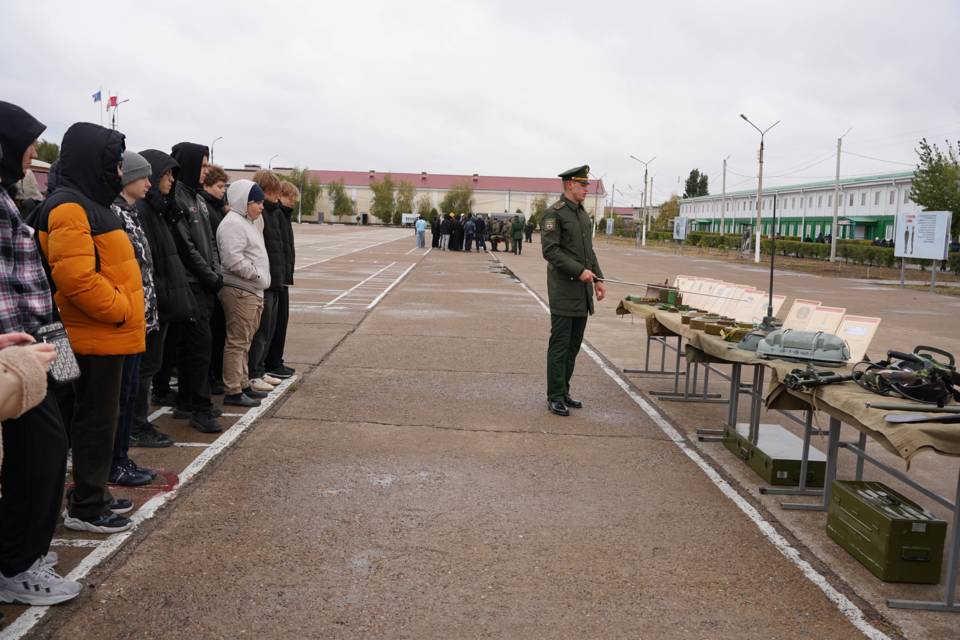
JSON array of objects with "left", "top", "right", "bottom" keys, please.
[
  {"left": 70, "top": 354, "right": 124, "bottom": 519},
  {"left": 112, "top": 353, "right": 143, "bottom": 470},
  {"left": 134, "top": 324, "right": 168, "bottom": 432},
  {"left": 464, "top": 233, "right": 475, "bottom": 252},
  {"left": 514, "top": 237, "right": 523, "bottom": 255},
  {"left": 209, "top": 297, "right": 226, "bottom": 385},
  {"left": 176, "top": 286, "right": 214, "bottom": 412},
  {"left": 547, "top": 314, "right": 588, "bottom": 401},
  {"left": 265, "top": 286, "right": 289, "bottom": 372},
  {"left": 154, "top": 321, "right": 181, "bottom": 396},
  {"left": 249, "top": 288, "right": 279, "bottom": 379},
  {"left": 0, "top": 393, "right": 68, "bottom": 576},
  {"left": 476, "top": 235, "right": 486, "bottom": 251}
]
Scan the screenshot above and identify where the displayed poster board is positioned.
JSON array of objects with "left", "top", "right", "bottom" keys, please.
[
  {"left": 894, "top": 211, "right": 952, "bottom": 260},
  {"left": 837, "top": 315, "right": 882, "bottom": 363},
  {"left": 806, "top": 305, "right": 847, "bottom": 334},
  {"left": 606, "top": 217, "right": 614, "bottom": 235},
  {"left": 782, "top": 299, "right": 822, "bottom": 331},
  {"left": 673, "top": 217, "right": 690, "bottom": 241}
]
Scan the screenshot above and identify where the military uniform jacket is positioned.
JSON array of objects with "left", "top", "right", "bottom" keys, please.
[{"left": 540, "top": 196, "right": 603, "bottom": 317}]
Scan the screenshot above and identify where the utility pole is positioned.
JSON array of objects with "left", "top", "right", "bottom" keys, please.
[
  {"left": 830, "top": 128, "right": 852, "bottom": 261},
  {"left": 629, "top": 154, "right": 655, "bottom": 246},
  {"left": 741, "top": 114, "right": 780, "bottom": 264},
  {"left": 647, "top": 175, "right": 654, "bottom": 236},
  {"left": 721, "top": 155, "right": 730, "bottom": 235}
]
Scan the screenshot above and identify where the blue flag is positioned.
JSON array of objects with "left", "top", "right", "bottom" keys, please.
[{"left": 92, "top": 90, "right": 102, "bottom": 103}]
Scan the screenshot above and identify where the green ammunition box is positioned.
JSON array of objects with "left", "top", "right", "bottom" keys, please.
[
  {"left": 723, "top": 422, "right": 825, "bottom": 487},
  {"left": 826, "top": 480, "right": 946, "bottom": 584}
]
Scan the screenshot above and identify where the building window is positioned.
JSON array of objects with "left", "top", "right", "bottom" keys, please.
[
  {"left": 889, "top": 190, "right": 895, "bottom": 205},
  {"left": 809, "top": 196, "right": 813, "bottom": 207},
  {"left": 904, "top": 190, "right": 910, "bottom": 204},
  {"left": 860, "top": 193, "right": 866, "bottom": 206},
  {"left": 849, "top": 193, "right": 854, "bottom": 206},
  {"left": 874, "top": 191, "right": 880, "bottom": 205},
  {"left": 818, "top": 195, "right": 823, "bottom": 207},
  {"left": 828, "top": 194, "right": 833, "bottom": 207}
]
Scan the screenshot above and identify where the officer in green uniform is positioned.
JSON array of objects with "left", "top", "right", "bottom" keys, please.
[{"left": 540, "top": 165, "right": 605, "bottom": 416}]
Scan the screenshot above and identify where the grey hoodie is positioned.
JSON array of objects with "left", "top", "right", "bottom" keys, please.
[{"left": 216, "top": 179, "right": 270, "bottom": 296}]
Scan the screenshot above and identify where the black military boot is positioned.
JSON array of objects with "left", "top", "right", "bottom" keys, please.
[
  {"left": 547, "top": 399, "right": 570, "bottom": 416},
  {"left": 563, "top": 395, "right": 583, "bottom": 409}
]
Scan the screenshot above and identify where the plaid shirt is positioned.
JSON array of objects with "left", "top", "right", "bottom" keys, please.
[{"left": 0, "top": 189, "right": 55, "bottom": 333}]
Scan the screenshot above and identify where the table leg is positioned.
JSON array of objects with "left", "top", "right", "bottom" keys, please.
[
  {"left": 761, "top": 409, "right": 824, "bottom": 498},
  {"left": 782, "top": 416, "right": 839, "bottom": 511},
  {"left": 855, "top": 432, "right": 867, "bottom": 481}
]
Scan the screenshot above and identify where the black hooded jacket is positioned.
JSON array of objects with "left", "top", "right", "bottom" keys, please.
[
  {"left": 169, "top": 142, "right": 220, "bottom": 292},
  {"left": 198, "top": 188, "right": 227, "bottom": 233},
  {"left": 137, "top": 149, "right": 196, "bottom": 323},
  {"left": 278, "top": 203, "right": 296, "bottom": 285},
  {"left": 0, "top": 101, "right": 46, "bottom": 198},
  {"left": 261, "top": 200, "right": 286, "bottom": 292}
]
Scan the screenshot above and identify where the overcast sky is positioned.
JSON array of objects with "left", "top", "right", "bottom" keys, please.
[{"left": 5, "top": 0, "right": 959, "bottom": 204}]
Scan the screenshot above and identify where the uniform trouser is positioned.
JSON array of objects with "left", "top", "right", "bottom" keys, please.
[
  {"left": 504, "top": 236, "right": 512, "bottom": 252},
  {"left": 209, "top": 297, "right": 226, "bottom": 385},
  {"left": 134, "top": 323, "right": 168, "bottom": 433},
  {"left": 440, "top": 234, "right": 450, "bottom": 250},
  {"left": 249, "top": 289, "right": 278, "bottom": 380},
  {"left": 0, "top": 392, "right": 67, "bottom": 576},
  {"left": 464, "top": 233, "right": 475, "bottom": 251},
  {"left": 416, "top": 230, "right": 425, "bottom": 248},
  {"left": 265, "top": 286, "right": 289, "bottom": 373},
  {"left": 514, "top": 238, "right": 523, "bottom": 255},
  {"left": 112, "top": 352, "right": 143, "bottom": 470},
  {"left": 221, "top": 286, "right": 264, "bottom": 396},
  {"left": 547, "top": 314, "right": 588, "bottom": 401},
  {"left": 70, "top": 354, "right": 124, "bottom": 519},
  {"left": 176, "top": 286, "right": 214, "bottom": 413}
]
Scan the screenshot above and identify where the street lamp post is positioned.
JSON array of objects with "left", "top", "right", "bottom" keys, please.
[
  {"left": 210, "top": 136, "right": 223, "bottom": 162},
  {"left": 629, "top": 154, "right": 656, "bottom": 246},
  {"left": 268, "top": 154, "right": 280, "bottom": 170},
  {"left": 721, "top": 154, "right": 730, "bottom": 235},
  {"left": 829, "top": 127, "right": 852, "bottom": 262},
  {"left": 740, "top": 114, "right": 780, "bottom": 264}
]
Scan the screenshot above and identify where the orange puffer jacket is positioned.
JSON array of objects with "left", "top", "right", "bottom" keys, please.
[{"left": 35, "top": 123, "right": 145, "bottom": 356}]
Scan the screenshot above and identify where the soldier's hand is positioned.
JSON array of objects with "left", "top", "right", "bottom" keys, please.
[
  {"left": 595, "top": 281, "right": 606, "bottom": 302},
  {"left": 578, "top": 269, "right": 596, "bottom": 283}
]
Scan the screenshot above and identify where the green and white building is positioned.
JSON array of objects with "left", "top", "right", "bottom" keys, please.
[{"left": 678, "top": 171, "right": 917, "bottom": 241}]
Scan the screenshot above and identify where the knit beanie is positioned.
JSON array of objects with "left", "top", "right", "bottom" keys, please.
[
  {"left": 248, "top": 183, "right": 265, "bottom": 203},
  {"left": 121, "top": 150, "right": 152, "bottom": 186}
]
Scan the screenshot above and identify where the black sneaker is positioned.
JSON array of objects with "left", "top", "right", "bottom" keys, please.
[
  {"left": 109, "top": 463, "right": 154, "bottom": 487},
  {"left": 63, "top": 511, "right": 132, "bottom": 534},
  {"left": 224, "top": 393, "right": 261, "bottom": 407},
  {"left": 241, "top": 386, "right": 268, "bottom": 399},
  {"left": 266, "top": 367, "right": 294, "bottom": 379},
  {"left": 129, "top": 425, "right": 174, "bottom": 448},
  {"left": 172, "top": 406, "right": 192, "bottom": 419},
  {"left": 126, "top": 459, "right": 157, "bottom": 479},
  {"left": 151, "top": 390, "right": 178, "bottom": 407},
  {"left": 190, "top": 411, "right": 223, "bottom": 434},
  {"left": 110, "top": 498, "right": 134, "bottom": 515}
]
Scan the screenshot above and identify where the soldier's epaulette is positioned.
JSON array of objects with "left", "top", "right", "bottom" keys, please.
[{"left": 552, "top": 200, "right": 565, "bottom": 210}]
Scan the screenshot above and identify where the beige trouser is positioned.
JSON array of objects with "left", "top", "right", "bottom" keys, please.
[{"left": 219, "top": 286, "right": 264, "bottom": 395}]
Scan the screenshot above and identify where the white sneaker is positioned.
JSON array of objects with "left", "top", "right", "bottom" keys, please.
[
  {"left": 0, "top": 556, "right": 81, "bottom": 605},
  {"left": 261, "top": 374, "right": 282, "bottom": 386},
  {"left": 42, "top": 551, "right": 58, "bottom": 568},
  {"left": 249, "top": 378, "right": 274, "bottom": 392}
]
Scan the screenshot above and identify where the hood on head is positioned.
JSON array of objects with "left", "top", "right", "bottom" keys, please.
[
  {"left": 227, "top": 179, "right": 256, "bottom": 216},
  {"left": 0, "top": 101, "right": 46, "bottom": 190},
  {"left": 139, "top": 149, "right": 179, "bottom": 193},
  {"left": 170, "top": 142, "right": 208, "bottom": 191},
  {"left": 46, "top": 159, "right": 61, "bottom": 195},
  {"left": 59, "top": 123, "right": 126, "bottom": 207}
]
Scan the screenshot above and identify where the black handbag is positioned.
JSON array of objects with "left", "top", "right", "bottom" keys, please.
[{"left": 30, "top": 322, "right": 80, "bottom": 385}]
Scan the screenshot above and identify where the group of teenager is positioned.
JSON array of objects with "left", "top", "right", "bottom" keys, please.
[
  {"left": 429, "top": 213, "right": 534, "bottom": 255},
  {"left": 0, "top": 100, "right": 300, "bottom": 607}
]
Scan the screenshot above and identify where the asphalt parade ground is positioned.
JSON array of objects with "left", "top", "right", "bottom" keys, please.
[{"left": 8, "top": 226, "right": 959, "bottom": 639}]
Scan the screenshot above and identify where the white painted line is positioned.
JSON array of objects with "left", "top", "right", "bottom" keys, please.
[
  {"left": 148, "top": 407, "right": 171, "bottom": 421},
  {"left": 366, "top": 263, "right": 416, "bottom": 310},
  {"left": 295, "top": 236, "right": 403, "bottom": 271},
  {"left": 325, "top": 262, "right": 396, "bottom": 307},
  {"left": 0, "top": 376, "right": 299, "bottom": 640},
  {"left": 173, "top": 442, "right": 212, "bottom": 448},
  {"left": 49, "top": 538, "right": 103, "bottom": 549},
  {"left": 405, "top": 246, "right": 419, "bottom": 255},
  {"left": 513, "top": 278, "right": 891, "bottom": 640}
]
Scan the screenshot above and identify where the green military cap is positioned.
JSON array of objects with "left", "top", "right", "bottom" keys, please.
[{"left": 558, "top": 165, "right": 590, "bottom": 183}]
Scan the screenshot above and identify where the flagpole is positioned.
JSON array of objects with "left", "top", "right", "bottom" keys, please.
[{"left": 99, "top": 86, "right": 103, "bottom": 126}]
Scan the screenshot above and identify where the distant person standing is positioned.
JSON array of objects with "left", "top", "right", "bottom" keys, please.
[
  {"left": 525, "top": 219, "right": 534, "bottom": 243},
  {"left": 475, "top": 215, "right": 487, "bottom": 252},
  {"left": 415, "top": 215, "right": 427, "bottom": 248},
  {"left": 439, "top": 214, "right": 451, "bottom": 250},
  {"left": 511, "top": 215, "right": 524, "bottom": 255},
  {"left": 463, "top": 213, "right": 476, "bottom": 252},
  {"left": 540, "top": 165, "right": 605, "bottom": 417}
]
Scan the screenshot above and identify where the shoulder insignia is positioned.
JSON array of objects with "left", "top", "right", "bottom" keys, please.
[
  {"left": 543, "top": 218, "right": 556, "bottom": 232},
  {"left": 552, "top": 201, "right": 565, "bottom": 210}
]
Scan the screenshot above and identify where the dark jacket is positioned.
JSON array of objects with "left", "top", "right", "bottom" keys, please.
[
  {"left": 35, "top": 123, "right": 145, "bottom": 355},
  {"left": 261, "top": 200, "right": 286, "bottom": 291},
  {"left": 137, "top": 150, "right": 197, "bottom": 323},
  {"left": 170, "top": 142, "right": 220, "bottom": 292},
  {"left": 440, "top": 218, "right": 452, "bottom": 234},
  {"left": 278, "top": 203, "right": 296, "bottom": 285},
  {"left": 199, "top": 188, "right": 227, "bottom": 234},
  {"left": 540, "top": 196, "right": 603, "bottom": 317}
]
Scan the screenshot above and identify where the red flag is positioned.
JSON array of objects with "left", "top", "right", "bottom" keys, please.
[{"left": 107, "top": 95, "right": 118, "bottom": 110}]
